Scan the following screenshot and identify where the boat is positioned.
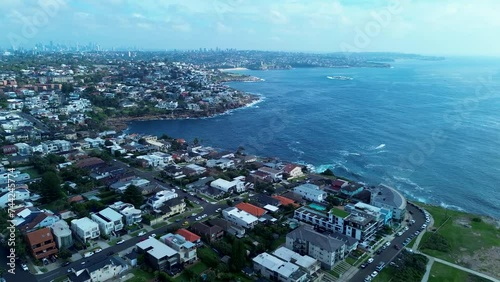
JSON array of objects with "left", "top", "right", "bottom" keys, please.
[{"left": 327, "top": 76, "right": 353, "bottom": 80}]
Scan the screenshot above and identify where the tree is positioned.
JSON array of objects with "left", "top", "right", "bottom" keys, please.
[
  {"left": 59, "top": 249, "right": 72, "bottom": 260},
  {"left": 229, "top": 240, "right": 246, "bottom": 271},
  {"left": 193, "top": 137, "right": 199, "bottom": 146},
  {"left": 104, "top": 139, "right": 113, "bottom": 146},
  {"left": 122, "top": 185, "right": 144, "bottom": 208},
  {"left": 40, "top": 171, "right": 63, "bottom": 204}
]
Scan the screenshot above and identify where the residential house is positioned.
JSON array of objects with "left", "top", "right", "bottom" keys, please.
[
  {"left": 71, "top": 217, "right": 100, "bottom": 243},
  {"left": 235, "top": 202, "right": 267, "bottom": 218},
  {"left": 147, "top": 190, "right": 178, "bottom": 211},
  {"left": 0, "top": 188, "right": 30, "bottom": 208},
  {"left": 286, "top": 225, "right": 348, "bottom": 270},
  {"left": 161, "top": 233, "right": 197, "bottom": 264},
  {"left": 50, "top": 220, "right": 73, "bottom": 249},
  {"left": 293, "top": 184, "right": 327, "bottom": 203},
  {"left": 258, "top": 166, "right": 283, "bottom": 182},
  {"left": 222, "top": 207, "right": 258, "bottom": 229},
  {"left": 272, "top": 247, "right": 321, "bottom": 276},
  {"left": 26, "top": 227, "right": 58, "bottom": 260},
  {"left": 109, "top": 202, "right": 142, "bottom": 226},
  {"left": 252, "top": 252, "right": 309, "bottom": 282},
  {"left": 68, "top": 256, "right": 127, "bottom": 282},
  {"left": 91, "top": 207, "right": 124, "bottom": 236},
  {"left": 190, "top": 222, "right": 224, "bottom": 243},
  {"left": 136, "top": 238, "right": 181, "bottom": 273},
  {"left": 176, "top": 229, "right": 201, "bottom": 244},
  {"left": 340, "top": 182, "right": 364, "bottom": 197},
  {"left": 283, "top": 164, "right": 304, "bottom": 180}
]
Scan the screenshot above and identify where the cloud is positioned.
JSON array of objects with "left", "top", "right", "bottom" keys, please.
[{"left": 216, "top": 22, "right": 232, "bottom": 33}]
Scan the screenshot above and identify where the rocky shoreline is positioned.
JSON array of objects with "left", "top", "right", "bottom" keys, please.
[{"left": 106, "top": 94, "right": 262, "bottom": 131}]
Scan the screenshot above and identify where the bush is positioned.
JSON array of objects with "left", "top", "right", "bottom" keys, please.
[
  {"left": 421, "top": 233, "right": 450, "bottom": 252},
  {"left": 472, "top": 217, "right": 482, "bottom": 223}
]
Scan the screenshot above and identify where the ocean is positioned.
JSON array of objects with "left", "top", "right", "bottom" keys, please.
[{"left": 127, "top": 57, "right": 500, "bottom": 218}]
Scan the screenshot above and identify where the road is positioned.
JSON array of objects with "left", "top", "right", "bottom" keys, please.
[
  {"left": 350, "top": 203, "right": 427, "bottom": 281},
  {"left": 1, "top": 161, "right": 231, "bottom": 282}
]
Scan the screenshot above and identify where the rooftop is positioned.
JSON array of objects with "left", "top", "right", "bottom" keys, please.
[
  {"left": 287, "top": 225, "right": 345, "bottom": 253},
  {"left": 136, "top": 238, "right": 177, "bottom": 259},
  {"left": 329, "top": 207, "right": 350, "bottom": 218}
]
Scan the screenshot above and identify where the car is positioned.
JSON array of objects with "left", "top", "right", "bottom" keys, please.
[
  {"left": 175, "top": 219, "right": 181, "bottom": 222},
  {"left": 360, "top": 263, "right": 367, "bottom": 269},
  {"left": 67, "top": 268, "right": 73, "bottom": 273},
  {"left": 394, "top": 245, "right": 401, "bottom": 250},
  {"left": 376, "top": 249, "right": 383, "bottom": 254},
  {"left": 21, "top": 263, "right": 28, "bottom": 271},
  {"left": 384, "top": 241, "right": 391, "bottom": 247},
  {"left": 415, "top": 231, "right": 420, "bottom": 236},
  {"left": 191, "top": 213, "right": 197, "bottom": 217},
  {"left": 149, "top": 234, "right": 156, "bottom": 239},
  {"left": 390, "top": 262, "right": 397, "bottom": 267},
  {"left": 95, "top": 248, "right": 103, "bottom": 253},
  {"left": 116, "top": 239, "right": 125, "bottom": 245},
  {"left": 364, "top": 276, "right": 372, "bottom": 282},
  {"left": 183, "top": 221, "right": 189, "bottom": 226},
  {"left": 425, "top": 219, "right": 430, "bottom": 223},
  {"left": 216, "top": 208, "right": 222, "bottom": 212},
  {"left": 404, "top": 226, "right": 409, "bottom": 231},
  {"left": 396, "top": 231, "right": 403, "bottom": 236},
  {"left": 138, "top": 231, "right": 146, "bottom": 236},
  {"left": 367, "top": 258, "right": 374, "bottom": 264},
  {"left": 421, "top": 224, "right": 427, "bottom": 229},
  {"left": 202, "top": 214, "right": 207, "bottom": 218},
  {"left": 81, "top": 261, "right": 86, "bottom": 265},
  {"left": 371, "top": 271, "right": 379, "bottom": 278},
  {"left": 382, "top": 245, "right": 387, "bottom": 250},
  {"left": 62, "top": 261, "right": 71, "bottom": 267},
  {"left": 195, "top": 217, "right": 201, "bottom": 221},
  {"left": 83, "top": 251, "right": 94, "bottom": 258}
]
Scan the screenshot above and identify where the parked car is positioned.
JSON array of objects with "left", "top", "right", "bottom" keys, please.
[
  {"left": 61, "top": 261, "right": 71, "bottom": 267},
  {"left": 116, "top": 239, "right": 125, "bottom": 245},
  {"left": 371, "top": 271, "right": 378, "bottom": 278},
  {"left": 360, "top": 263, "right": 367, "bottom": 269},
  {"left": 149, "top": 234, "right": 156, "bottom": 239},
  {"left": 21, "top": 263, "right": 28, "bottom": 271},
  {"left": 367, "top": 258, "right": 374, "bottom": 264},
  {"left": 376, "top": 249, "right": 383, "bottom": 254},
  {"left": 95, "top": 248, "right": 102, "bottom": 253},
  {"left": 384, "top": 241, "right": 391, "bottom": 247},
  {"left": 138, "top": 231, "right": 146, "bottom": 236},
  {"left": 83, "top": 251, "right": 94, "bottom": 258},
  {"left": 394, "top": 245, "right": 401, "bottom": 250}
]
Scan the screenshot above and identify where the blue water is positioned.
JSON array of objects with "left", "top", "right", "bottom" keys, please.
[
  {"left": 128, "top": 57, "right": 500, "bottom": 218},
  {"left": 309, "top": 203, "right": 327, "bottom": 212}
]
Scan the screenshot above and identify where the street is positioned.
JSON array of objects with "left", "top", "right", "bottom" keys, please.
[{"left": 350, "top": 203, "right": 427, "bottom": 281}]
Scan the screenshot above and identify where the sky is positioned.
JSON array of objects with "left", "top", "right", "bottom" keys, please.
[{"left": 1, "top": 0, "right": 500, "bottom": 56}]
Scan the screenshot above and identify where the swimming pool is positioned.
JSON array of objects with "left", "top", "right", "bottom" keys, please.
[{"left": 309, "top": 203, "right": 327, "bottom": 211}]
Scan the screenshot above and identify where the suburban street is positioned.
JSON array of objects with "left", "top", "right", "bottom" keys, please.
[{"left": 350, "top": 203, "right": 427, "bottom": 281}]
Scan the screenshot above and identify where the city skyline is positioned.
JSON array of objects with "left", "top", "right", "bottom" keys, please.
[{"left": 1, "top": 0, "right": 500, "bottom": 56}]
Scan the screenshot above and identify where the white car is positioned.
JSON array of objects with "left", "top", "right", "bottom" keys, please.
[
  {"left": 149, "top": 234, "right": 156, "bottom": 239},
  {"left": 138, "top": 231, "right": 146, "bottom": 236},
  {"left": 83, "top": 251, "right": 94, "bottom": 258},
  {"left": 367, "top": 258, "right": 374, "bottom": 264},
  {"left": 21, "top": 263, "right": 28, "bottom": 271},
  {"left": 404, "top": 226, "right": 409, "bottom": 231},
  {"left": 384, "top": 241, "right": 391, "bottom": 247},
  {"left": 116, "top": 239, "right": 125, "bottom": 245},
  {"left": 371, "top": 271, "right": 378, "bottom": 278},
  {"left": 94, "top": 248, "right": 102, "bottom": 253},
  {"left": 216, "top": 208, "right": 222, "bottom": 212},
  {"left": 202, "top": 214, "right": 207, "bottom": 218}
]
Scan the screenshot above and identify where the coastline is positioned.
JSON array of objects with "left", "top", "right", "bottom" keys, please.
[
  {"left": 219, "top": 67, "right": 249, "bottom": 71},
  {"left": 107, "top": 94, "right": 265, "bottom": 131}
]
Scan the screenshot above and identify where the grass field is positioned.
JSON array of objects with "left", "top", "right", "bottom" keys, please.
[
  {"left": 428, "top": 262, "right": 491, "bottom": 282},
  {"left": 417, "top": 203, "right": 500, "bottom": 262},
  {"left": 173, "top": 262, "right": 208, "bottom": 282},
  {"left": 127, "top": 268, "right": 155, "bottom": 282}
]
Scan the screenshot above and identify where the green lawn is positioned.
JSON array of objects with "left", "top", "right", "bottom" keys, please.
[
  {"left": 345, "top": 256, "right": 357, "bottom": 266},
  {"left": 428, "top": 262, "right": 469, "bottom": 282},
  {"left": 372, "top": 267, "right": 394, "bottom": 282},
  {"left": 417, "top": 203, "right": 500, "bottom": 262},
  {"left": 128, "top": 268, "right": 155, "bottom": 282},
  {"left": 197, "top": 193, "right": 217, "bottom": 203},
  {"left": 173, "top": 262, "right": 208, "bottom": 282},
  {"left": 23, "top": 167, "right": 41, "bottom": 178}
]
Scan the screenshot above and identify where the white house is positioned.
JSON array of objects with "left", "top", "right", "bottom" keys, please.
[
  {"left": 91, "top": 207, "right": 124, "bottom": 235},
  {"left": 222, "top": 207, "right": 258, "bottom": 229},
  {"left": 253, "top": 252, "right": 309, "bottom": 282},
  {"left": 0, "top": 188, "right": 30, "bottom": 208},
  {"left": 147, "top": 190, "right": 178, "bottom": 211},
  {"left": 71, "top": 217, "right": 100, "bottom": 243},
  {"left": 109, "top": 201, "right": 142, "bottom": 226},
  {"left": 293, "top": 184, "right": 327, "bottom": 203}
]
